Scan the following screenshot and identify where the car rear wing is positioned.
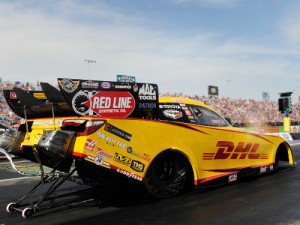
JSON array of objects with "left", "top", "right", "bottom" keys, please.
[
  {"left": 3, "top": 89, "right": 48, "bottom": 119},
  {"left": 4, "top": 78, "right": 159, "bottom": 120},
  {"left": 3, "top": 83, "right": 77, "bottom": 119}
]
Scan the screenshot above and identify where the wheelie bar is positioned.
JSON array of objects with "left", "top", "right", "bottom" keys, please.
[
  {"left": 3, "top": 146, "right": 78, "bottom": 219},
  {"left": 6, "top": 167, "right": 77, "bottom": 219}
]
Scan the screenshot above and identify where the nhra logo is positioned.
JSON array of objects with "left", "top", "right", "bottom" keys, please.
[
  {"left": 81, "top": 80, "right": 99, "bottom": 89},
  {"left": 203, "top": 141, "right": 268, "bottom": 160},
  {"left": 138, "top": 84, "right": 156, "bottom": 100}
]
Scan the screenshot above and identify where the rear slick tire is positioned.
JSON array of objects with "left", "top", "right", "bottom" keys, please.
[{"left": 143, "top": 151, "right": 190, "bottom": 199}]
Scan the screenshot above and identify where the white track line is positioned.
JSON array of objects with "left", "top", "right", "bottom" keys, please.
[{"left": 0, "top": 176, "right": 39, "bottom": 186}]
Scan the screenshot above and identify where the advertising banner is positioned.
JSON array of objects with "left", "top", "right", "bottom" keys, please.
[{"left": 58, "top": 78, "right": 159, "bottom": 119}]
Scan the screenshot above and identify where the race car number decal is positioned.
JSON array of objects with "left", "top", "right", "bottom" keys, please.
[{"left": 203, "top": 141, "right": 269, "bottom": 160}]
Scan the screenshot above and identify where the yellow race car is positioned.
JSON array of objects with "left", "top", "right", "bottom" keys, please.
[{"left": 2, "top": 78, "right": 295, "bottom": 200}]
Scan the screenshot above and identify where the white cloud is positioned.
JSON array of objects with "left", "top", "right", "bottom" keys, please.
[
  {"left": 0, "top": 0, "right": 299, "bottom": 101},
  {"left": 279, "top": 2, "right": 300, "bottom": 45}
]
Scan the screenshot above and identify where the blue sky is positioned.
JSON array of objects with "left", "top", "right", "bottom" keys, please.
[{"left": 1, "top": 0, "right": 300, "bottom": 102}]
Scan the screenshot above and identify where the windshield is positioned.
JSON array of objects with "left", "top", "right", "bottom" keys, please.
[
  {"left": 188, "top": 105, "right": 229, "bottom": 127},
  {"left": 159, "top": 102, "right": 230, "bottom": 127}
]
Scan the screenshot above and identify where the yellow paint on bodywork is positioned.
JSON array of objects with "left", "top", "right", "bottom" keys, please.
[{"left": 17, "top": 97, "right": 294, "bottom": 185}]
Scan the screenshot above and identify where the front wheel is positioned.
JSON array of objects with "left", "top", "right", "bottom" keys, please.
[{"left": 143, "top": 151, "right": 191, "bottom": 199}]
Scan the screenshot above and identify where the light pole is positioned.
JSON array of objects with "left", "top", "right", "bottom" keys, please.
[
  {"left": 225, "top": 79, "right": 231, "bottom": 98},
  {"left": 84, "top": 59, "right": 96, "bottom": 79}
]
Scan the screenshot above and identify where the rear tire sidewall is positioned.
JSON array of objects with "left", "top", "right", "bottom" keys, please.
[{"left": 143, "top": 151, "right": 191, "bottom": 199}]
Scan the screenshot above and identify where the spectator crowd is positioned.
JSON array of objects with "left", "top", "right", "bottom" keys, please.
[
  {"left": 161, "top": 93, "right": 300, "bottom": 127},
  {"left": 0, "top": 80, "right": 39, "bottom": 128},
  {"left": 1, "top": 79, "right": 300, "bottom": 128}
]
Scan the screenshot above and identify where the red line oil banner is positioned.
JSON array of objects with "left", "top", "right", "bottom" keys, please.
[{"left": 57, "top": 78, "right": 159, "bottom": 119}]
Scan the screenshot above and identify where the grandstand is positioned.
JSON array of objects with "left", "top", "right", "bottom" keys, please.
[{"left": 1, "top": 80, "right": 299, "bottom": 130}]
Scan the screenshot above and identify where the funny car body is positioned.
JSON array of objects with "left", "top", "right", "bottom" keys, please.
[{"left": 1, "top": 78, "right": 295, "bottom": 201}]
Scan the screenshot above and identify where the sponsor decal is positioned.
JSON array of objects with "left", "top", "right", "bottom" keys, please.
[
  {"left": 84, "top": 139, "right": 97, "bottom": 151},
  {"left": 130, "top": 160, "right": 145, "bottom": 172},
  {"left": 203, "top": 141, "right": 267, "bottom": 160},
  {"left": 138, "top": 84, "right": 157, "bottom": 100},
  {"left": 82, "top": 80, "right": 99, "bottom": 89},
  {"left": 96, "top": 132, "right": 127, "bottom": 148},
  {"left": 104, "top": 123, "right": 132, "bottom": 141},
  {"left": 114, "top": 85, "right": 131, "bottom": 89},
  {"left": 185, "top": 110, "right": 192, "bottom": 116},
  {"left": 113, "top": 152, "right": 132, "bottom": 167},
  {"left": 100, "top": 82, "right": 112, "bottom": 89},
  {"left": 10, "top": 92, "right": 17, "bottom": 99},
  {"left": 260, "top": 165, "right": 274, "bottom": 173},
  {"left": 95, "top": 148, "right": 113, "bottom": 159},
  {"left": 159, "top": 104, "right": 181, "bottom": 109},
  {"left": 260, "top": 166, "right": 267, "bottom": 173},
  {"left": 94, "top": 155, "right": 104, "bottom": 166},
  {"left": 94, "top": 151, "right": 111, "bottom": 168},
  {"left": 87, "top": 155, "right": 95, "bottom": 161},
  {"left": 85, "top": 91, "right": 135, "bottom": 117},
  {"left": 133, "top": 84, "right": 139, "bottom": 92},
  {"left": 33, "top": 92, "right": 47, "bottom": 99},
  {"left": 163, "top": 109, "right": 183, "bottom": 120},
  {"left": 102, "top": 161, "right": 111, "bottom": 168},
  {"left": 58, "top": 78, "right": 158, "bottom": 119},
  {"left": 127, "top": 147, "right": 151, "bottom": 162},
  {"left": 228, "top": 173, "right": 237, "bottom": 182},
  {"left": 58, "top": 79, "right": 80, "bottom": 93},
  {"left": 71, "top": 91, "right": 90, "bottom": 115},
  {"left": 116, "top": 168, "right": 143, "bottom": 181},
  {"left": 32, "top": 121, "right": 56, "bottom": 126},
  {"left": 139, "top": 102, "right": 156, "bottom": 109}
]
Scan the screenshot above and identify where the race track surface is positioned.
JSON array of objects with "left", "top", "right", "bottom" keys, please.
[{"left": 0, "top": 145, "right": 300, "bottom": 225}]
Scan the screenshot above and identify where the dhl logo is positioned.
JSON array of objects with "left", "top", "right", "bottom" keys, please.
[{"left": 203, "top": 141, "right": 269, "bottom": 160}]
